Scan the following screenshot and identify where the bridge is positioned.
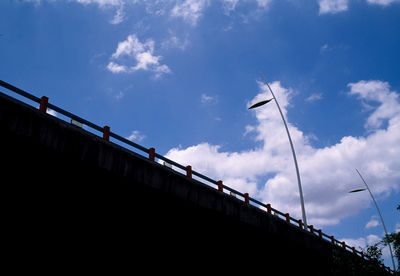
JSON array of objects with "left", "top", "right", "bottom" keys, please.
[{"left": 0, "top": 80, "right": 393, "bottom": 275}]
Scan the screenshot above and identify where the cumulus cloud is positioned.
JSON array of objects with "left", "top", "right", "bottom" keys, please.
[
  {"left": 342, "top": 233, "right": 394, "bottom": 262},
  {"left": 161, "top": 30, "right": 189, "bottom": 51},
  {"left": 107, "top": 34, "right": 171, "bottom": 77},
  {"left": 365, "top": 216, "right": 380, "bottom": 229},
  {"left": 75, "top": 0, "right": 123, "bottom": 7},
  {"left": 171, "top": 0, "right": 209, "bottom": 26},
  {"left": 318, "top": 0, "right": 349, "bottom": 14},
  {"left": 318, "top": 0, "right": 400, "bottom": 14},
  {"left": 75, "top": 0, "right": 128, "bottom": 24},
  {"left": 107, "top": 61, "right": 128, "bottom": 73},
  {"left": 348, "top": 80, "right": 400, "bottom": 130},
  {"left": 221, "top": 0, "right": 240, "bottom": 14},
  {"left": 21, "top": 0, "right": 400, "bottom": 22},
  {"left": 367, "top": 0, "right": 400, "bottom": 6},
  {"left": 165, "top": 80, "right": 400, "bottom": 227},
  {"left": 169, "top": 0, "right": 274, "bottom": 25},
  {"left": 126, "top": 130, "right": 145, "bottom": 142},
  {"left": 109, "top": 3, "right": 125, "bottom": 24},
  {"left": 256, "top": 0, "right": 273, "bottom": 8},
  {"left": 342, "top": 234, "right": 381, "bottom": 250},
  {"left": 201, "top": 93, "right": 218, "bottom": 104},
  {"left": 306, "top": 93, "right": 323, "bottom": 102}
]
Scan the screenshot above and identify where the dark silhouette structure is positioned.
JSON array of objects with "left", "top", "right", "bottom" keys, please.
[{"left": 0, "top": 87, "right": 393, "bottom": 275}]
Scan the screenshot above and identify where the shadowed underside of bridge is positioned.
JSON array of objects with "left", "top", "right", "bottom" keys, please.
[{"left": 1, "top": 92, "right": 390, "bottom": 275}]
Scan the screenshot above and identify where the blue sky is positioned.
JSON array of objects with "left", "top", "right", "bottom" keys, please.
[{"left": 1, "top": 0, "right": 399, "bottom": 268}]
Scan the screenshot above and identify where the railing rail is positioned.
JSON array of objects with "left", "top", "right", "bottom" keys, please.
[{"left": 0, "top": 80, "right": 394, "bottom": 274}]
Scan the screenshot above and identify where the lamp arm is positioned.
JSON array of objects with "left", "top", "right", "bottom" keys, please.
[
  {"left": 356, "top": 169, "right": 396, "bottom": 272},
  {"left": 260, "top": 72, "right": 308, "bottom": 229}
]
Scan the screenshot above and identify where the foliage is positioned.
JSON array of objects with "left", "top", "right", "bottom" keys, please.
[
  {"left": 329, "top": 203, "right": 399, "bottom": 275},
  {"left": 360, "top": 202, "right": 400, "bottom": 275},
  {"left": 331, "top": 245, "right": 390, "bottom": 276},
  {"left": 382, "top": 204, "right": 399, "bottom": 273},
  {"left": 364, "top": 243, "right": 383, "bottom": 264},
  {"left": 383, "top": 232, "right": 400, "bottom": 274},
  {"left": 373, "top": 203, "right": 399, "bottom": 274}
]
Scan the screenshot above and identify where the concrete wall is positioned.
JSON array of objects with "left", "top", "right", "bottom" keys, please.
[{"left": 0, "top": 92, "right": 390, "bottom": 275}]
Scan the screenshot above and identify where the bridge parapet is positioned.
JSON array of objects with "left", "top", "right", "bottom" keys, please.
[{"left": 0, "top": 81, "right": 393, "bottom": 275}]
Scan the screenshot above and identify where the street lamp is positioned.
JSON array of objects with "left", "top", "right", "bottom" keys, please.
[
  {"left": 249, "top": 72, "right": 308, "bottom": 230},
  {"left": 350, "top": 168, "right": 396, "bottom": 272}
]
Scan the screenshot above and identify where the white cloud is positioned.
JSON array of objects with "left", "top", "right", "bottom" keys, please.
[
  {"left": 165, "top": 80, "right": 400, "bottom": 227},
  {"left": 18, "top": 0, "right": 40, "bottom": 4},
  {"left": 365, "top": 216, "right": 380, "bottom": 229},
  {"left": 107, "top": 61, "right": 128, "bottom": 73},
  {"left": 244, "top": 125, "right": 256, "bottom": 136},
  {"left": 221, "top": 0, "right": 273, "bottom": 13},
  {"left": 320, "top": 44, "right": 330, "bottom": 52},
  {"left": 320, "top": 43, "right": 337, "bottom": 54},
  {"left": 367, "top": 234, "right": 382, "bottom": 245},
  {"left": 306, "top": 93, "right": 323, "bottom": 102},
  {"left": 109, "top": 3, "right": 125, "bottom": 24},
  {"left": 348, "top": 80, "right": 400, "bottom": 129},
  {"left": 14, "top": 0, "right": 58, "bottom": 5},
  {"left": 111, "top": 34, "right": 149, "bottom": 59},
  {"left": 342, "top": 234, "right": 394, "bottom": 263},
  {"left": 367, "top": 0, "right": 400, "bottom": 6},
  {"left": 126, "top": 130, "right": 145, "bottom": 142},
  {"left": 342, "top": 234, "right": 381, "bottom": 250},
  {"left": 318, "top": 0, "right": 349, "bottom": 14},
  {"left": 46, "top": 109, "right": 58, "bottom": 117},
  {"left": 256, "top": 0, "right": 273, "bottom": 8},
  {"left": 221, "top": 0, "right": 240, "bottom": 14},
  {"left": 318, "top": 0, "right": 400, "bottom": 14},
  {"left": 75, "top": 0, "right": 123, "bottom": 7},
  {"left": 341, "top": 237, "right": 367, "bottom": 250},
  {"left": 75, "top": 0, "right": 128, "bottom": 24},
  {"left": 115, "top": 91, "right": 124, "bottom": 100},
  {"left": 107, "top": 34, "right": 171, "bottom": 77},
  {"left": 201, "top": 93, "right": 216, "bottom": 103},
  {"left": 171, "top": 0, "right": 209, "bottom": 26},
  {"left": 161, "top": 31, "right": 189, "bottom": 51}
]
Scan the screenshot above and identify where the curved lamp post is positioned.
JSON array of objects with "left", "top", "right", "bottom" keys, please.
[
  {"left": 350, "top": 169, "right": 396, "bottom": 272},
  {"left": 249, "top": 72, "right": 308, "bottom": 230}
]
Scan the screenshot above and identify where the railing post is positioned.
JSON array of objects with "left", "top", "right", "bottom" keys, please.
[
  {"left": 309, "top": 225, "right": 314, "bottom": 234},
  {"left": 244, "top": 193, "right": 249, "bottom": 204},
  {"left": 331, "top": 236, "right": 335, "bottom": 245},
  {"left": 217, "top": 180, "right": 223, "bottom": 192},
  {"left": 285, "top": 213, "right": 290, "bottom": 223},
  {"left": 102, "top": 126, "right": 110, "bottom": 142},
  {"left": 186, "top": 165, "right": 192, "bottom": 178},
  {"left": 352, "top": 247, "right": 356, "bottom": 254},
  {"left": 298, "top": 219, "right": 303, "bottom": 229},
  {"left": 266, "top": 204, "right": 271, "bottom": 214},
  {"left": 318, "top": 229, "right": 322, "bottom": 239},
  {"left": 148, "top": 147, "right": 155, "bottom": 162},
  {"left": 39, "top": 96, "right": 48, "bottom": 113},
  {"left": 342, "top": 241, "right": 346, "bottom": 249}
]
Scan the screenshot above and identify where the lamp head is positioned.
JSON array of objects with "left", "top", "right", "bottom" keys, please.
[
  {"left": 349, "top": 188, "right": 367, "bottom": 193},
  {"left": 248, "top": 98, "right": 274, "bottom": 109}
]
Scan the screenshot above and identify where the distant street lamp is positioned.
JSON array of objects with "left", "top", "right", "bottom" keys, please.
[
  {"left": 249, "top": 73, "right": 308, "bottom": 230},
  {"left": 350, "top": 169, "right": 396, "bottom": 272}
]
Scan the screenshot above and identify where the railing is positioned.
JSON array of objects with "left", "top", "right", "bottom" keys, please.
[{"left": 0, "top": 80, "right": 395, "bottom": 274}]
